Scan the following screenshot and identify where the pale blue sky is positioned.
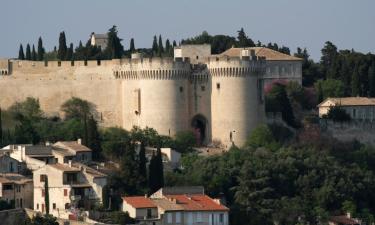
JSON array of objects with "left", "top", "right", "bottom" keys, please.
[{"left": 1, "top": 0, "right": 374, "bottom": 61}]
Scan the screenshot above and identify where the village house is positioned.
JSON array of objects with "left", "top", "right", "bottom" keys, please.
[
  {"left": 33, "top": 161, "right": 107, "bottom": 219},
  {"left": 0, "top": 173, "right": 33, "bottom": 209},
  {"left": 0, "top": 153, "right": 23, "bottom": 173},
  {"left": 318, "top": 97, "right": 375, "bottom": 120},
  {"left": 122, "top": 186, "right": 229, "bottom": 225},
  {"left": 90, "top": 32, "right": 108, "bottom": 50}
]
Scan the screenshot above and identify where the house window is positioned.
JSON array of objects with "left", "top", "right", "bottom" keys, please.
[
  {"left": 20, "top": 198, "right": 23, "bottom": 208},
  {"left": 179, "top": 86, "right": 183, "bottom": 92},
  {"left": 147, "top": 208, "right": 152, "bottom": 218},
  {"left": 84, "top": 60, "right": 88, "bottom": 66},
  {"left": 216, "top": 83, "right": 220, "bottom": 89},
  {"left": 42, "top": 189, "right": 45, "bottom": 197},
  {"left": 167, "top": 213, "right": 172, "bottom": 223},
  {"left": 201, "top": 85, "right": 205, "bottom": 91},
  {"left": 71, "top": 61, "right": 74, "bottom": 66},
  {"left": 219, "top": 213, "right": 224, "bottom": 223},
  {"left": 58, "top": 61, "right": 61, "bottom": 67},
  {"left": 53, "top": 203, "right": 56, "bottom": 210},
  {"left": 197, "top": 212, "right": 202, "bottom": 222},
  {"left": 64, "top": 189, "right": 68, "bottom": 196},
  {"left": 40, "top": 175, "right": 46, "bottom": 182},
  {"left": 10, "top": 162, "right": 14, "bottom": 172},
  {"left": 176, "top": 212, "right": 181, "bottom": 223},
  {"left": 97, "top": 60, "right": 101, "bottom": 66},
  {"left": 36, "top": 204, "right": 39, "bottom": 210},
  {"left": 353, "top": 108, "right": 357, "bottom": 118}
]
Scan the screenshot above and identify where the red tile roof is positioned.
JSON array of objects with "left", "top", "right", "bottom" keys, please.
[
  {"left": 329, "top": 216, "right": 360, "bottom": 225},
  {"left": 164, "top": 194, "right": 229, "bottom": 211},
  {"left": 123, "top": 196, "right": 157, "bottom": 209}
]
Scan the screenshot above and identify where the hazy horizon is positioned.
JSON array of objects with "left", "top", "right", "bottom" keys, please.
[{"left": 1, "top": 0, "right": 374, "bottom": 61}]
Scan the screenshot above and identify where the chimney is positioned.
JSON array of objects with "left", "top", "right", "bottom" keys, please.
[
  {"left": 68, "top": 160, "right": 72, "bottom": 167},
  {"left": 77, "top": 138, "right": 82, "bottom": 145}
]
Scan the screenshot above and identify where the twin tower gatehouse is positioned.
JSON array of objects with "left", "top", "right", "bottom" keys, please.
[{"left": 0, "top": 44, "right": 302, "bottom": 148}]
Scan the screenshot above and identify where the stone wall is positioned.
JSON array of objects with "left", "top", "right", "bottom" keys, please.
[{"left": 320, "top": 120, "right": 375, "bottom": 146}]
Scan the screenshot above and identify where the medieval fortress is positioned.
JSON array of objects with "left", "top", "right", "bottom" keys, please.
[{"left": 0, "top": 44, "right": 302, "bottom": 148}]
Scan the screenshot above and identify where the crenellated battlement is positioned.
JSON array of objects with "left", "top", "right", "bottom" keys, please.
[{"left": 206, "top": 56, "right": 266, "bottom": 77}]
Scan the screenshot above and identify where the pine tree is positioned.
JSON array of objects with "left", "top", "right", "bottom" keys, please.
[
  {"left": 139, "top": 142, "right": 147, "bottom": 186},
  {"left": 18, "top": 44, "right": 25, "bottom": 60},
  {"left": 129, "top": 38, "right": 135, "bottom": 53},
  {"left": 369, "top": 61, "right": 375, "bottom": 97},
  {"left": 31, "top": 45, "right": 37, "bottom": 61},
  {"left": 236, "top": 28, "right": 255, "bottom": 47},
  {"left": 25, "top": 44, "right": 31, "bottom": 60},
  {"left": 58, "top": 31, "right": 67, "bottom": 60},
  {"left": 37, "top": 37, "right": 45, "bottom": 61},
  {"left": 66, "top": 43, "right": 74, "bottom": 61},
  {"left": 152, "top": 36, "right": 158, "bottom": 56},
  {"left": 158, "top": 35, "right": 164, "bottom": 57},
  {"left": 105, "top": 25, "right": 124, "bottom": 59}
]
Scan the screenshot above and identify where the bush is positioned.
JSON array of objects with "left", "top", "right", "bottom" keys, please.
[{"left": 325, "top": 106, "right": 351, "bottom": 122}]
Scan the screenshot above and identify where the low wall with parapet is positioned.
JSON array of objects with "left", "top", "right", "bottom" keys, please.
[{"left": 320, "top": 119, "right": 375, "bottom": 146}]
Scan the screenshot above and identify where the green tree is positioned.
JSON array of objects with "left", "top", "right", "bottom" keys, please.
[
  {"left": 173, "top": 131, "right": 195, "bottom": 153},
  {"left": 236, "top": 28, "right": 255, "bottom": 47},
  {"left": 314, "top": 79, "right": 345, "bottom": 101},
  {"left": 369, "top": 61, "right": 375, "bottom": 97},
  {"left": 139, "top": 142, "right": 147, "bottom": 186},
  {"left": 26, "top": 44, "right": 31, "bottom": 60},
  {"left": 152, "top": 35, "right": 158, "bottom": 56},
  {"left": 172, "top": 40, "right": 177, "bottom": 47},
  {"left": 87, "top": 115, "right": 102, "bottom": 160},
  {"left": 351, "top": 66, "right": 360, "bottom": 96},
  {"left": 129, "top": 38, "right": 135, "bottom": 53},
  {"left": 57, "top": 31, "right": 67, "bottom": 60},
  {"left": 165, "top": 39, "right": 171, "bottom": 56},
  {"left": 26, "top": 214, "right": 59, "bottom": 225},
  {"left": 325, "top": 106, "right": 351, "bottom": 122},
  {"left": 320, "top": 41, "right": 338, "bottom": 77},
  {"left": 158, "top": 35, "right": 164, "bottom": 56},
  {"left": 37, "top": 37, "right": 45, "bottom": 61},
  {"left": 245, "top": 125, "right": 279, "bottom": 150},
  {"left": 61, "top": 97, "right": 95, "bottom": 120},
  {"left": 66, "top": 43, "right": 73, "bottom": 61},
  {"left": 149, "top": 146, "right": 164, "bottom": 193},
  {"left": 105, "top": 25, "right": 124, "bottom": 59},
  {"left": 101, "top": 127, "right": 129, "bottom": 160},
  {"left": 44, "top": 176, "right": 50, "bottom": 214},
  {"left": 31, "top": 45, "right": 37, "bottom": 61},
  {"left": 18, "top": 44, "right": 25, "bottom": 60}
]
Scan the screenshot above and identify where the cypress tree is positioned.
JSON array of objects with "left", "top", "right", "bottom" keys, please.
[
  {"left": 37, "top": 37, "right": 45, "bottom": 61},
  {"left": 44, "top": 176, "right": 50, "bottom": 215},
  {"left": 172, "top": 40, "right": 177, "bottom": 47},
  {"left": 139, "top": 142, "right": 147, "bottom": 185},
  {"left": 18, "top": 44, "right": 25, "bottom": 60},
  {"left": 58, "top": 31, "right": 67, "bottom": 60},
  {"left": 369, "top": 61, "right": 375, "bottom": 97},
  {"left": 105, "top": 25, "right": 124, "bottom": 59},
  {"left": 148, "top": 152, "right": 157, "bottom": 193},
  {"left": 25, "top": 44, "right": 31, "bottom": 60},
  {"left": 351, "top": 66, "right": 360, "bottom": 96},
  {"left": 155, "top": 146, "right": 164, "bottom": 189},
  {"left": 83, "top": 113, "right": 88, "bottom": 146},
  {"left": 158, "top": 35, "right": 164, "bottom": 56},
  {"left": 87, "top": 115, "right": 102, "bottom": 160},
  {"left": 236, "top": 27, "right": 255, "bottom": 47},
  {"left": 67, "top": 43, "right": 74, "bottom": 61},
  {"left": 129, "top": 38, "right": 135, "bottom": 53},
  {"left": 31, "top": 45, "right": 37, "bottom": 61},
  {"left": 152, "top": 35, "right": 158, "bottom": 56},
  {"left": 0, "top": 107, "right": 3, "bottom": 146},
  {"left": 165, "top": 39, "right": 171, "bottom": 56}
]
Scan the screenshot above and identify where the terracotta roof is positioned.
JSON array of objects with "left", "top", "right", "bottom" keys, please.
[
  {"left": 53, "top": 141, "right": 92, "bottom": 153},
  {"left": 123, "top": 196, "right": 157, "bottom": 209},
  {"left": 329, "top": 216, "right": 360, "bottom": 225},
  {"left": 318, "top": 97, "right": 375, "bottom": 107},
  {"left": 164, "top": 194, "right": 229, "bottom": 211},
  {"left": 218, "top": 47, "right": 302, "bottom": 61},
  {"left": 49, "top": 163, "right": 81, "bottom": 172},
  {"left": 152, "top": 198, "right": 184, "bottom": 211}
]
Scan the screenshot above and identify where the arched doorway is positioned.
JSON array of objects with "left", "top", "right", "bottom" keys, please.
[{"left": 191, "top": 114, "right": 207, "bottom": 146}]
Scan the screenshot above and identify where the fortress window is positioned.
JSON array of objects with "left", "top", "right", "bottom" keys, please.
[
  {"left": 196, "top": 56, "right": 199, "bottom": 60},
  {"left": 71, "top": 61, "right": 74, "bottom": 66},
  {"left": 179, "top": 86, "right": 184, "bottom": 92},
  {"left": 44, "top": 61, "right": 48, "bottom": 67},
  {"left": 97, "top": 60, "right": 101, "bottom": 66},
  {"left": 58, "top": 61, "right": 61, "bottom": 67},
  {"left": 201, "top": 86, "right": 205, "bottom": 91},
  {"left": 84, "top": 60, "right": 88, "bottom": 66},
  {"left": 216, "top": 83, "right": 221, "bottom": 89}
]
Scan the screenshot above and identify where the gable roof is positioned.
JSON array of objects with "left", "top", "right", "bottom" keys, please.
[
  {"left": 218, "top": 47, "right": 302, "bottom": 61},
  {"left": 0, "top": 173, "right": 32, "bottom": 185},
  {"left": 53, "top": 141, "right": 92, "bottom": 153},
  {"left": 123, "top": 196, "right": 157, "bottom": 209},
  {"left": 92, "top": 33, "right": 108, "bottom": 39},
  {"left": 164, "top": 194, "right": 229, "bottom": 211},
  {"left": 318, "top": 97, "right": 375, "bottom": 107},
  {"left": 49, "top": 163, "right": 81, "bottom": 172}
]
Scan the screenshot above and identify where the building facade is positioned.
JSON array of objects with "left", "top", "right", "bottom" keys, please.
[
  {"left": 0, "top": 45, "right": 301, "bottom": 148},
  {"left": 122, "top": 186, "right": 229, "bottom": 225},
  {"left": 0, "top": 173, "right": 33, "bottom": 209}
]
